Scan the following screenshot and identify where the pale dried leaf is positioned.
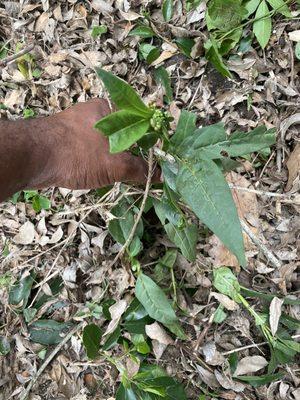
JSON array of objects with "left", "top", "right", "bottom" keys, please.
[
  {"left": 269, "top": 297, "right": 284, "bottom": 336},
  {"left": 234, "top": 356, "right": 268, "bottom": 376}
]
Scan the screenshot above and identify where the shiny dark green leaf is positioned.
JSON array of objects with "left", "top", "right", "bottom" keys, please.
[
  {"left": 129, "top": 25, "right": 155, "bottom": 38},
  {"left": 162, "top": 0, "right": 174, "bottom": 21},
  {"left": 29, "top": 320, "right": 72, "bottom": 345},
  {"left": 83, "top": 324, "right": 102, "bottom": 359}
]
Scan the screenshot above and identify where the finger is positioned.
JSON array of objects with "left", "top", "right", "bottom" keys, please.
[{"left": 114, "top": 152, "right": 161, "bottom": 184}]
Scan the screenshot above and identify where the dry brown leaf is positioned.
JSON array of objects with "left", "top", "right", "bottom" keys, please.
[
  {"left": 210, "top": 292, "right": 239, "bottom": 311},
  {"left": 145, "top": 322, "right": 174, "bottom": 345},
  {"left": 288, "top": 30, "right": 300, "bottom": 41},
  {"left": 269, "top": 297, "right": 284, "bottom": 336},
  {"left": 35, "top": 12, "right": 50, "bottom": 32},
  {"left": 104, "top": 300, "right": 127, "bottom": 336},
  {"left": 214, "top": 370, "right": 245, "bottom": 392},
  {"left": 13, "top": 221, "right": 35, "bottom": 245},
  {"left": 286, "top": 144, "right": 300, "bottom": 192},
  {"left": 234, "top": 356, "right": 268, "bottom": 376}
]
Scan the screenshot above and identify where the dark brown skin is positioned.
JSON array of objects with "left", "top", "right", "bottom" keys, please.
[{"left": 0, "top": 99, "right": 160, "bottom": 202}]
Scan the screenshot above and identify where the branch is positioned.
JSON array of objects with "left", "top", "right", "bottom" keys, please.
[
  {"left": 19, "top": 322, "right": 84, "bottom": 400},
  {"left": 108, "top": 148, "right": 155, "bottom": 268},
  {"left": 0, "top": 44, "right": 35, "bottom": 67}
]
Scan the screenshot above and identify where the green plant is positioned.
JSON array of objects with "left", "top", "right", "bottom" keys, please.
[
  {"left": 11, "top": 190, "right": 51, "bottom": 212},
  {"left": 95, "top": 68, "right": 275, "bottom": 266},
  {"left": 205, "top": 0, "right": 293, "bottom": 77}
]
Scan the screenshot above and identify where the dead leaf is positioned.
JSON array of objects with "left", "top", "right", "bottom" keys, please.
[
  {"left": 215, "top": 370, "right": 245, "bottom": 392},
  {"left": 145, "top": 322, "right": 174, "bottom": 345},
  {"left": 288, "top": 30, "right": 300, "bottom": 42},
  {"left": 104, "top": 300, "right": 127, "bottom": 336},
  {"left": 286, "top": 144, "right": 300, "bottom": 192},
  {"left": 269, "top": 297, "right": 284, "bottom": 336},
  {"left": 234, "top": 355, "right": 268, "bottom": 376},
  {"left": 210, "top": 292, "right": 239, "bottom": 311},
  {"left": 13, "top": 221, "right": 35, "bottom": 245}
]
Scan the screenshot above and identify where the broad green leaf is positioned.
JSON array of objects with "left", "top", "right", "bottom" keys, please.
[
  {"left": 136, "top": 376, "right": 187, "bottom": 400},
  {"left": 240, "top": 287, "right": 300, "bottom": 306},
  {"left": 236, "top": 372, "right": 284, "bottom": 387},
  {"left": 23, "top": 108, "right": 35, "bottom": 119},
  {"left": 135, "top": 273, "right": 178, "bottom": 325},
  {"left": 96, "top": 68, "right": 151, "bottom": 118},
  {"left": 24, "top": 190, "right": 38, "bottom": 201},
  {"left": 116, "top": 383, "right": 138, "bottom": 400},
  {"left": 175, "top": 37, "right": 195, "bottom": 57},
  {"left": 162, "top": 0, "right": 174, "bottom": 21},
  {"left": 91, "top": 25, "right": 107, "bottom": 38},
  {"left": 266, "top": 0, "right": 292, "bottom": 17},
  {"left": 206, "top": 0, "right": 246, "bottom": 31},
  {"left": 23, "top": 307, "right": 37, "bottom": 323},
  {"left": 213, "top": 267, "right": 241, "bottom": 301},
  {"left": 9, "top": 274, "right": 35, "bottom": 309},
  {"left": 213, "top": 305, "right": 227, "bottom": 323},
  {"left": 139, "top": 43, "right": 160, "bottom": 64},
  {"left": 159, "top": 249, "right": 178, "bottom": 269},
  {"left": 129, "top": 25, "right": 155, "bottom": 38},
  {"left": 245, "top": 0, "right": 260, "bottom": 16},
  {"left": 0, "top": 336, "right": 10, "bottom": 355},
  {"left": 95, "top": 110, "right": 143, "bottom": 136},
  {"left": 164, "top": 222, "right": 198, "bottom": 262},
  {"left": 109, "top": 199, "right": 144, "bottom": 256},
  {"left": 153, "top": 66, "right": 173, "bottom": 103},
  {"left": 176, "top": 160, "right": 246, "bottom": 266},
  {"left": 29, "top": 320, "right": 72, "bottom": 345},
  {"left": 182, "top": 125, "right": 276, "bottom": 160},
  {"left": 171, "top": 110, "right": 197, "bottom": 149},
  {"left": 164, "top": 322, "right": 187, "bottom": 340},
  {"left": 219, "top": 28, "right": 243, "bottom": 56},
  {"left": 32, "top": 195, "right": 51, "bottom": 212},
  {"left": 83, "top": 323, "right": 102, "bottom": 359},
  {"left": 253, "top": 0, "right": 272, "bottom": 49},
  {"left": 280, "top": 314, "right": 300, "bottom": 330},
  {"left": 132, "top": 333, "right": 151, "bottom": 354},
  {"left": 204, "top": 38, "right": 232, "bottom": 78},
  {"left": 108, "top": 119, "right": 150, "bottom": 153}
]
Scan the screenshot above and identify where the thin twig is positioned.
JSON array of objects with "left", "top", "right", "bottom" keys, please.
[
  {"left": 240, "top": 220, "right": 281, "bottom": 269},
  {"left": 0, "top": 44, "right": 35, "bottom": 67},
  {"left": 222, "top": 334, "right": 300, "bottom": 356},
  {"left": 19, "top": 322, "right": 85, "bottom": 400},
  {"left": 108, "top": 149, "right": 154, "bottom": 268},
  {"left": 228, "top": 184, "right": 299, "bottom": 203}
]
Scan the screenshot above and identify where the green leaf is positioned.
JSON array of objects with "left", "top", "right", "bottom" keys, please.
[
  {"left": 109, "top": 119, "right": 150, "bottom": 153},
  {"left": 235, "top": 372, "right": 284, "bottom": 387},
  {"left": 116, "top": 383, "right": 138, "bottom": 400},
  {"left": 103, "top": 325, "right": 121, "bottom": 351},
  {"left": 132, "top": 333, "right": 151, "bottom": 354},
  {"left": 29, "top": 320, "right": 72, "bottom": 345},
  {"left": 164, "top": 222, "right": 198, "bottom": 262},
  {"left": 83, "top": 324, "right": 103, "bottom": 359},
  {"left": 295, "top": 42, "right": 300, "bottom": 60},
  {"left": 253, "top": 0, "right": 272, "bottom": 49},
  {"left": 240, "top": 287, "right": 300, "bottom": 306},
  {"left": 0, "top": 336, "right": 10, "bottom": 355},
  {"left": 91, "top": 25, "right": 107, "bottom": 38},
  {"left": 175, "top": 38, "right": 195, "bottom": 57},
  {"left": 109, "top": 199, "right": 144, "bottom": 256},
  {"left": 164, "top": 322, "right": 187, "bottom": 340},
  {"left": 135, "top": 273, "right": 178, "bottom": 325},
  {"left": 245, "top": 0, "right": 260, "bottom": 16},
  {"left": 129, "top": 25, "right": 155, "bottom": 38},
  {"left": 153, "top": 66, "right": 173, "bottom": 103},
  {"left": 213, "top": 305, "right": 227, "bottom": 323},
  {"left": 162, "top": 0, "right": 174, "bottom": 21},
  {"left": 139, "top": 43, "right": 160, "bottom": 64},
  {"left": 176, "top": 160, "right": 246, "bottom": 266},
  {"left": 213, "top": 267, "right": 241, "bottom": 302},
  {"left": 96, "top": 68, "right": 151, "bottom": 118},
  {"left": 171, "top": 110, "right": 197, "bottom": 149},
  {"left": 266, "top": 0, "right": 292, "bottom": 17},
  {"left": 95, "top": 110, "right": 143, "bottom": 136},
  {"left": 23, "top": 108, "right": 35, "bottom": 119},
  {"left": 23, "top": 307, "right": 37, "bottom": 323},
  {"left": 32, "top": 195, "right": 51, "bottom": 212},
  {"left": 181, "top": 125, "right": 276, "bottom": 160},
  {"left": 9, "top": 274, "right": 35, "bottom": 309},
  {"left": 204, "top": 38, "right": 232, "bottom": 78},
  {"left": 206, "top": 0, "right": 246, "bottom": 31}
]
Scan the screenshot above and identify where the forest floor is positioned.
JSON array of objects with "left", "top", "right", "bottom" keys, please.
[{"left": 0, "top": 1, "right": 299, "bottom": 400}]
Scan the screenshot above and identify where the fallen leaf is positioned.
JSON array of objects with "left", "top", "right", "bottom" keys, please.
[
  {"left": 13, "top": 221, "right": 35, "bottom": 245},
  {"left": 269, "top": 297, "right": 284, "bottom": 336},
  {"left": 286, "top": 144, "right": 300, "bottom": 192},
  {"left": 210, "top": 292, "right": 239, "bottom": 311},
  {"left": 234, "top": 355, "right": 268, "bottom": 376},
  {"left": 288, "top": 30, "right": 300, "bottom": 42},
  {"left": 145, "top": 322, "right": 174, "bottom": 345},
  {"left": 104, "top": 300, "right": 127, "bottom": 336}
]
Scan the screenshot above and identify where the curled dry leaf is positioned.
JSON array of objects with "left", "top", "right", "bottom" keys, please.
[
  {"left": 234, "top": 355, "right": 268, "bottom": 376},
  {"left": 13, "top": 221, "right": 35, "bottom": 245},
  {"left": 210, "top": 292, "right": 239, "bottom": 311},
  {"left": 145, "top": 322, "right": 174, "bottom": 345},
  {"left": 104, "top": 300, "right": 127, "bottom": 336},
  {"left": 286, "top": 143, "right": 300, "bottom": 192},
  {"left": 269, "top": 297, "right": 284, "bottom": 336}
]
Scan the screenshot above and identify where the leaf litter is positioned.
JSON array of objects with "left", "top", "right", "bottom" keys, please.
[{"left": 0, "top": 1, "right": 299, "bottom": 399}]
